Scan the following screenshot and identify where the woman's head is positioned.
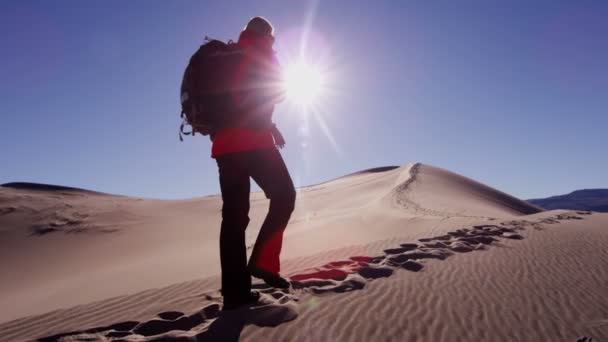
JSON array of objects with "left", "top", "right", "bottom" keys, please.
[
  {"left": 238, "top": 16, "right": 275, "bottom": 51},
  {"left": 244, "top": 17, "right": 274, "bottom": 37}
]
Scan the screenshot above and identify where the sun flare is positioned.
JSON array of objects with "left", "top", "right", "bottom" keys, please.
[{"left": 282, "top": 61, "right": 325, "bottom": 107}]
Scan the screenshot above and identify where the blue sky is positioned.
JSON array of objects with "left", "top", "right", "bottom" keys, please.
[{"left": 1, "top": 0, "right": 606, "bottom": 200}]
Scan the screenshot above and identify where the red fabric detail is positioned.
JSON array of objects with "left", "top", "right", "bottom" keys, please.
[
  {"left": 253, "top": 226, "right": 286, "bottom": 274},
  {"left": 211, "top": 127, "right": 274, "bottom": 158},
  {"left": 211, "top": 31, "right": 282, "bottom": 158}
]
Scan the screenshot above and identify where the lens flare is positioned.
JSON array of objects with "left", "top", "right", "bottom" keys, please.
[{"left": 282, "top": 61, "right": 325, "bottom": 107}]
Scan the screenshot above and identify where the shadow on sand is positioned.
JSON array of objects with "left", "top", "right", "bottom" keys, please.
[{"left": 38, "top": 302, "right": 296, "bottom": 342}]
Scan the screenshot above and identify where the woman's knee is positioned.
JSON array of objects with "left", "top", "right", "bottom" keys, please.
[
  {"left": 222, "top": 205, "right": 250, "bottom": 226},
  {"left": 271, "top": 189, "right": 296, "bottom": 214},
  {"left": 286, "top": 188, "right": 296, "bottom": 212}
]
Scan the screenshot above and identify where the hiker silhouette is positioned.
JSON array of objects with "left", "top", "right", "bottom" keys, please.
[{"left": 210, "top": 17, "right": 295, "bottom": 310}]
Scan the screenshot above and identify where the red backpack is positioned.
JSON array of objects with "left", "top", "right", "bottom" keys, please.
[{"left": 179, "top": 38, "right": 246, "bottom": 141}]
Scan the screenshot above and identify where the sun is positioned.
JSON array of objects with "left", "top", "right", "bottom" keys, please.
[{"left": 282, "top": 61, "right": 325, "bottom": 107}]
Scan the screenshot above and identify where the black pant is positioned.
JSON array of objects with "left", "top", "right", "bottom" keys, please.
[{"left": 216, "top": 148, "right": 296, "bottom": 298}]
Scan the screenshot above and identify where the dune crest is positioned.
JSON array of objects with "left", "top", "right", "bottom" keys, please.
[
  {"left": 1, "top": 182, "right": 112, "bottom": 196},
  {"left": 389, "top": 163, "right": 543, "bottom": 217}
]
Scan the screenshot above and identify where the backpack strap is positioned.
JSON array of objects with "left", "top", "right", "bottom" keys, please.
[{"left": 179, "top": 110, "right": 195, "bottom": 142}]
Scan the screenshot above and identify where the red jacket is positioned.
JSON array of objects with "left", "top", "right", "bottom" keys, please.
[{"left": 211, "top": 31, "right": 285, "bottom": 158}]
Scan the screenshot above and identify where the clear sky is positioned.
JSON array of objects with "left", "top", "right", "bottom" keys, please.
[{"left": 1, "top": 0, "right": 606, "bottom": 200}]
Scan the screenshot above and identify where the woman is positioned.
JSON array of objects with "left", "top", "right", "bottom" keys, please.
[{"left": 213, "top": 17, "right": 295, "bottom": 310}]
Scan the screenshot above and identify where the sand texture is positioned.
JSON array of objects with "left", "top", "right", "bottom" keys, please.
[{"left": 0, "top": 163, "right": 606, "bottom": 341}]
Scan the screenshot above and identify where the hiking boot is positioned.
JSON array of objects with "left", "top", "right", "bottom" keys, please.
[
  {"left": 222, "top": 291, "right": 260, "bottom": 310},
  {"left": 248, "top": 265, "right": 291, "bottom": 289}
]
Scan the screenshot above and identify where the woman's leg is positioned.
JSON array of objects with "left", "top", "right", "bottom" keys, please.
[
  {"left": 216, "top": 153, "right": 252, "bottom": 298},
  {"left": 248, "top": 148, "right": 296, "bottom": 274}
]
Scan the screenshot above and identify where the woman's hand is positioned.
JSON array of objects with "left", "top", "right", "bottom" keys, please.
[{"left": 271, "top": 124, "right": 286, "bottom": 149}]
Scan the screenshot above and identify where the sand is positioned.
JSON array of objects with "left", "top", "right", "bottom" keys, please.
[{"left": 0, "top": 163, "right": 606, "bottom": 341}]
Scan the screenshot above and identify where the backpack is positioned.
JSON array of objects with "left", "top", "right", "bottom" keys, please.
[{"left": 179, "top": 38, "right": 246, "bottom": 141}]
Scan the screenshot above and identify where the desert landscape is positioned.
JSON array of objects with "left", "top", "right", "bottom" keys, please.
[{"left": 1, "top": 163, "right": 606, "bottom": 341}]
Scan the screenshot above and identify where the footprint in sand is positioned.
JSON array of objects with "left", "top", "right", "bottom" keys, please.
[
  {"left": 357, "top": 266, "right": 394, "bottom": 279},
  {"left": 37, "top": 305, "right": 220, "bottom": 341},
  {"left": 0, "top": 206, "right": 17, "bottom": 215},
  {"left": 384, "top": 244, "right": 420, "bottom": 254},
  {"left": 157, "top": 310, "right": 185, "bottom": 320}
]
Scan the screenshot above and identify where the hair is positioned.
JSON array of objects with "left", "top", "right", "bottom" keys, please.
[{"left": 243, "top": 16, "right": 274, "bottom": 37}]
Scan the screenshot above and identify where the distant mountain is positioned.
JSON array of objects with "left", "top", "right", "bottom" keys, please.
[{"left": 528, "top": 189, "right": 608, "bottom": 212}]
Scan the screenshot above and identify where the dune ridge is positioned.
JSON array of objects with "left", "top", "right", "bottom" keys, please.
[
  {"left": 1, "top": 182, "right": 110, "bottom": 196},
  {"left": 389, "top": 163, "right": 543, "bottom": 218}
]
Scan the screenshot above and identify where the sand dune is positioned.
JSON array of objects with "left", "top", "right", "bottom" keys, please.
[
  {"left": 0, "top": 162, "right": 606, "bottom": 341},
  {"left": 391, "top": 163, "right": 542, "bottom": 217}
]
